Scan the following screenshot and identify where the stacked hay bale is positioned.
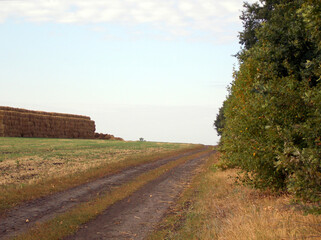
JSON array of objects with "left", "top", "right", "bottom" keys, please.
[
  {"left": 0, "top": 106, "right": 95, "bottom": 139},
  {"left": 94, "top": 133, "right": 124, "bottom": 141},
  {"left": 0, "top": 111, "right": 4, "bottom": 137}
]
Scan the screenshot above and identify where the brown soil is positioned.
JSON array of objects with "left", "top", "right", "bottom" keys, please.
[
  {"left": 64, "top": 150, "right": 214, "bottom": 240},
  {"left": 0, "top": 147, "right": 209, "bottom": 240}
]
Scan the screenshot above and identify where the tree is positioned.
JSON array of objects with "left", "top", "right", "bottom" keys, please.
[
  {"left": 213, "top": 101, "right": 226, "bottom": 136},
  {"left": 238, "top": 0, "right": 282, "bottom": 60},
  {"left": 218, "top": 0, "right": 321, "bottom": 202}
]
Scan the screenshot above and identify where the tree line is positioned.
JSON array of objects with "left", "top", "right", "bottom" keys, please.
[{"left": 215, "top": 0, "right": 320, "bottom": 203}]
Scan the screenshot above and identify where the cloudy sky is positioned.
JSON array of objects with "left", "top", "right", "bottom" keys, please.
[{"left": 0, "top": 0, "right": 255, "bottom": 145}]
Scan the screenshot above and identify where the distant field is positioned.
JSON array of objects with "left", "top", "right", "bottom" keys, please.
[
  {"left": 0, "top": 137, "right": 193, "bottom": 186},
  {"left": 0, "top": 137, "right": 198, "bottom": 212}
]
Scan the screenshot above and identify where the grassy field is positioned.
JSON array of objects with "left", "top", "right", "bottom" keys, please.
[
  {"left": 0, "top": 137, "right": 192, "bottom": 185},
  {"left": 148, "top": 152, "right": 321, "bottom": 240},
  {"left": 13, "top": 149, "right": 212, "bottom": 240},
  {"left": 0, "top": 137, "right": 198, "bottom": 213}
]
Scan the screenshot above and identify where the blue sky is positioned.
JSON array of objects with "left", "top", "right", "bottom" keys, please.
[{"left": 0, "top": 0, "right": 255, "bottom": 145}]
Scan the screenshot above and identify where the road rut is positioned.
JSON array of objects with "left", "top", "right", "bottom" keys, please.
[
  {"left": 65, "top": 151, "right": 214, "bottom": 240},
  {"left": 0, "top": 147, "right": 207, "bottom": 239}
]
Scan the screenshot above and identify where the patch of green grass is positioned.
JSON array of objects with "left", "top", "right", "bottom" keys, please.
[
  {"left": 0, "top": 137, "right": 201, "bottom": 214},
  {"left": 0, "top": 137, "right": 189, "bottom": 159}
]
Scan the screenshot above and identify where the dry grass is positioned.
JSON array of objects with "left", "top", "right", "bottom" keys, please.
[
  {"left": 149, "top": 152, "right": 321, "bottom": 240},
  {"left": 0, "top": 137, "right": 198, "bottom": 214},
  {"left": 1, "top": 147, "right": 160, "bottom": 185},
  {"left": 0, "top": 138, "right": 191, "bottom": 186},
  {"left": 11, "top": 149, "right": 212, "bottom": 240}
]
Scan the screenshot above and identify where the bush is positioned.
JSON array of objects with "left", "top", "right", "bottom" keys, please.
[{"left": 219, "top": 0, "right": 321, "bottom": 202}]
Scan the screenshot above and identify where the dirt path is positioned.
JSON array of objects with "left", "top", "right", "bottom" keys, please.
[
  {"left": 0, "top": 148, "right": 207, "bottom": 240},
  {"left": 64, "top": 151, "right": 214, "bottom": 240}
]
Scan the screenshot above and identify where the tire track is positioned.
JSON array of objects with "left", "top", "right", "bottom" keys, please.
[
  {"left": 65, "top": 150, "right": 214, "bottom": 240},
  {"left": 0, "top": 147, "right": 207, "bottom": 240}
]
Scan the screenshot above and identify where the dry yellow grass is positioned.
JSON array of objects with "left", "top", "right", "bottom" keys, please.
[
  {"left": 0, "top": 137, "right": 198, "bottom": 214},
  {"left": 0, "top": 138, "right": 194, "bottom": 186},
  {"left": 0, "top": 147, "right": 166, "bottom": 185},
  {"left": 208, "top": 170, "right": 321, "bottom": 240},
  {"left": 149, "top": 152, "right": 321, "bottom": 240}
]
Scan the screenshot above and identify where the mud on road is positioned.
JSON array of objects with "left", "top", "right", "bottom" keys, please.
[{"left": 0, "top": 147, "right": 210, "bottom": 239}]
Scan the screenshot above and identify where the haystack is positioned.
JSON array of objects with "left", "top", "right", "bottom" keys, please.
[{"left": 0, "top": 106, "right": 95, "bottom": 139}]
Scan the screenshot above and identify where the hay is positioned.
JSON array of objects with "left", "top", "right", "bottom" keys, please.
[
  {"left": 0, "top": 106, "right": 90, "bottom": 120},
  {"left": 94, "top": 133, "right": 124, "bottom": 141},
  {"left": 0, "top": 107, "right": 95, "bottom": 139},
  {"left": 0, "top": 111, "right": 4, "bottom": 137}
]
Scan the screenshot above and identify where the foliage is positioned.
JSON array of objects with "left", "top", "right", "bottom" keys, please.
[
  {"left": 213, "top": 101, "right": 227, "bottom": 136},
  {"left": 148, "top": 153, "right": 321, "bottom": 239},
  {"left": 219, "top": 0, "right": 321, "bottom": 202},
  {"left": 238, "top": 0, "right": 282, "bottom": 59}
]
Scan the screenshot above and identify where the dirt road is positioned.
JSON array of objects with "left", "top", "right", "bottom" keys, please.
[
  {"left": 65, "top": 151, "right": 212, "bottom": 240},
  {"left": 0, "top": 147, "right": 213, "bottom": 239}
]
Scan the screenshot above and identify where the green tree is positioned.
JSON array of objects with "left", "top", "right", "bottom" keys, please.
[
  {"left": 214, "top": 101, "right": 226, "bottom": 136},
  {"left": 219, "top": 0, "right": 321, "bottom": 202},
  {"left": 238, "top": 0, "right": 281, "bottom": 59}
]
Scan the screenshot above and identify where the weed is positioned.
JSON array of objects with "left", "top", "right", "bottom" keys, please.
[{"left": 148, "top": 152, "right": 321, "bottom": 240}]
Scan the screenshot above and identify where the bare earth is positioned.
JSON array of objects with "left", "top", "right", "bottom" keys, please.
[
  {"left": 65, "top": 151, "right": 213, "bottom": 240},
  {"left": 0, "top": 147, "right": 212, "bottom": 240}
]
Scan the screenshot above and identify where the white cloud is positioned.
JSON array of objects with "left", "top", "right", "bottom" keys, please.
[{"left": 0, "top": 0, "right": 257, "bottom": 42}]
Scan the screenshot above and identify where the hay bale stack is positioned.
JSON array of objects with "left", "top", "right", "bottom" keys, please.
[
  {"left": 94, "top": 132, "right": 124, "bottom": 141},
  {"left": 0, "top": 111, "right": 4, "bottom": 137},
  {"left": 0, "top": 106, "right": 95, "bottom": 139}
]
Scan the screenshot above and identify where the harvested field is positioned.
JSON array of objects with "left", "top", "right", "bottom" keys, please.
[
  {"left": 0, "top": 138, "right": 193, "bottom": 186},
  {"left": 0, "top": 148, "right": 210, "bottom": 240},
  {"left": 0, "top": 106, "right": 95, "bottom": 139},
  {"left": 0, "top": 137, "right": 197, "bottom": 213}
]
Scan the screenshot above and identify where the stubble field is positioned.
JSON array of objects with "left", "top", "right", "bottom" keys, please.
[{"left": 0, "top": 137, "right": 197, "bottom": 213}]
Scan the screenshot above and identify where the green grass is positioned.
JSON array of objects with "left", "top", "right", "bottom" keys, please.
[
  {"left": 0, "top": 137, "right": 200, "bottom": 214},
  {"left": 0, "top": 137, "right": 187, "bottom": 160}
]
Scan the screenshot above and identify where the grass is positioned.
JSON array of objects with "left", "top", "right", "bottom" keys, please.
[
  {"left": 0, "top": 137, "right": 200, "bottom": 214},
  {"left": 0, "top": 137, "right": 191, "bottom": 185},
  {"left": 11, "top": 148, "right": 212, "bottom": 240},
  {"left": 148, "top": 152, "right": 321, "bottom": 240}
]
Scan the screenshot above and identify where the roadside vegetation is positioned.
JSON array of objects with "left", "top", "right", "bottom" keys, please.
[
  {"left": 0, "top": 137, "right": 199, "bottom": 214},
  {"left": 148, "top": 152, "right": 321, "bottom": 240},
  {"left": 215, "top": 0, "right": 320, "bottom": 203}
]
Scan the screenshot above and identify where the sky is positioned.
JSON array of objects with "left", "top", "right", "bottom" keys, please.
[{"left": 0, "top": 0, "right": 256, "bottom": 145}]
